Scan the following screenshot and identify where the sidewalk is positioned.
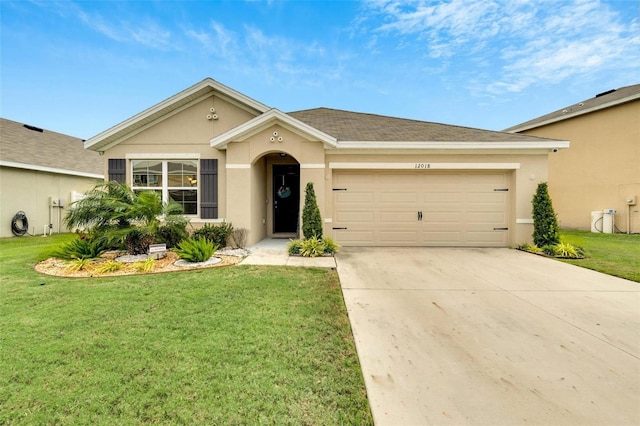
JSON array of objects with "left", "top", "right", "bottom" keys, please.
[{"left": 239, "top": 238, "right": 336, "bottom": 268}]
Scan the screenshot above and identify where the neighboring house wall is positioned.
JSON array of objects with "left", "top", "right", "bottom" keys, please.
[
  {"left": 0, "top": 118, "right": 104, "bottom": 238},
  {"left": 514, "top": 100, "right": 640, "bottom": 233},
  {"left": 0, "top": 166, "right": 102, "bottom": 237}
]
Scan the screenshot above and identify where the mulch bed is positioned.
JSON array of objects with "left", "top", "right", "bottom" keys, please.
[{"left": 35, "top": 251, "right": 244, "bottom": 278}]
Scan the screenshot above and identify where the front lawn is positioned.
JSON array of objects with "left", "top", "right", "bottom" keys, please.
[
  {"left": 559, "top": 230, "right": 640, "bottom": 282},
  {"left": 0, "top": 234, "right": 372, "bottom": 425}
]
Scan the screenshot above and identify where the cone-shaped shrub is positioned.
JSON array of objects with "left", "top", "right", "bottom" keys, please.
[
  {"left": 302, "top": 182, "right": 323, "bottom": 239},
  {"left": 532, "top": 182, "right": 560, "bottom": 247}
]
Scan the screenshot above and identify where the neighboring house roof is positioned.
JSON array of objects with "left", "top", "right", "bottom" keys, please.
[
  {"left": 505, "top": 84, "right": 640, "bottom": 133},
  {"left": 0, "top": 118, "right": 103, "bottom": 178},
  {"left": 85, "top": 77, "right": 270, "bottom": 152},
  {"left": 289, "top": 107, "right": 566, "bottom": 149}
]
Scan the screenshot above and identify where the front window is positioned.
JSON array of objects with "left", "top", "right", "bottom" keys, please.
[{"left": 132, "top": 160, "right": 198, "bottom": 215}]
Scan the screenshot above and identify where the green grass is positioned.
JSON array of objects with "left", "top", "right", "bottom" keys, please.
[
  {"left": 0, "top": 234, "right": 372, "bottom": 425},
  {"left": 559, "top": 230, "right": 640, "bottom": 282}
]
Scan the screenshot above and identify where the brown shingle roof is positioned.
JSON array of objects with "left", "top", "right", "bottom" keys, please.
[
  {"left": 0, "top": 118, "right": 103, "bottom": 176},
  {"left": 505, "top": 84, "right": 640, "bottom": 132},
  {"left": 288, "top": 108, "right": 555, "bottom": 143}
]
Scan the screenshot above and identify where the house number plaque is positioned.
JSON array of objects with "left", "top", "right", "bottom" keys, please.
[{"left": 414, "top": 163, "right": 431, "bottom": 169}]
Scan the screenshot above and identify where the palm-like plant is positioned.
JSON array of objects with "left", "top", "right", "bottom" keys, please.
[{"left": 65, "top": 181, "right": 187, "bottom": 254}]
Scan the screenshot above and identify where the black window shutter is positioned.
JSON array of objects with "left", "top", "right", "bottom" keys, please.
[
  {"left": 200, "top": 159, "right": 218, "bottom": 219},
  {"left": 108, "top": 159, "right": 126, "bottom": 183}
]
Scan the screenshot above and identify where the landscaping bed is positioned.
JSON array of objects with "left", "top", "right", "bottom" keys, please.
[{"left": 35, "top": 250, "right": 243, "bottom": 278}]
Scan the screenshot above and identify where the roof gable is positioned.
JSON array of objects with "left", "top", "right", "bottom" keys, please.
[
  {"left": 210, "top": 108, "right": 338, "bottom": 149},
  {"left": 85, "top": 78, "right": 270, "bottom": 152},
  {"left": 505, "top": 84, "right": 640, "bottom": 132},
  {"left": 0, "top": 118, "right": 103, "bottom": 177}
]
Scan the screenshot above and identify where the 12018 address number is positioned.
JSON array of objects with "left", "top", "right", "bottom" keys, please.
[{"left": 414, "top": 163, "right": 431, "bottom": 169}]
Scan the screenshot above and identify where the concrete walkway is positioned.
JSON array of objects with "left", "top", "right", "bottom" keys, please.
[
  {"left": 239, "top": 238, "right": 336, "bottom": 268},
  {"left": 336, "top": 247, "right": 640, "bottom": 425}
]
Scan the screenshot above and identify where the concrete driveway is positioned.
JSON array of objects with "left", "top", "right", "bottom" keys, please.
[{"left": 336, "top": 247, "right": 640, "bottom": 425}]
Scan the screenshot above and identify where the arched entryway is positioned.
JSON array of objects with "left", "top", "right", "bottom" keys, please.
[{"left": 252, "top": 152, "right": 301, "bottom": 239}]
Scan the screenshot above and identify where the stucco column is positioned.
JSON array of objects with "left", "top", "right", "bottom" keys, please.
[{"left": 226, "top": 167, "right": 252, "bottom": 237}]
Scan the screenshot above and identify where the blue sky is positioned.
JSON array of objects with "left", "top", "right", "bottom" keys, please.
[{"left": 1, "top": 0, "right": 638, "bottom": 139}]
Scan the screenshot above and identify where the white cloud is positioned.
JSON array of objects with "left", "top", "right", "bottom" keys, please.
[{"left": 360, "top": 0, "right": 640, "bottom": 94}]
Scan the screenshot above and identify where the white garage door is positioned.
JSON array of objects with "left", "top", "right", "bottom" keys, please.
[{"left": 332, "top": 170, "right": 510, "bottom": 247}]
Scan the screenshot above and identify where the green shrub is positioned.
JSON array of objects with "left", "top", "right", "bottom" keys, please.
[
  {"left": 133, "top": 258, "right": 156, "bottom": 273},
  {"left": 193, "top": 223, "right": 234, "bottom": 248},
  {"left": 95, "top": 260, "right": 122, "bottom": 274},
  {"left": 321, "top": 237, "right": 340, "bottom": 255},
  {"left": 532, "top": 182, "right": 560, "bottom": 247},
  {"left": 302, "top": 182, "right": 323, "bottom": 239},
  {"left": 155, "top": 223, "right": 188, "bottom": 248},
  {"left": 51, "top": 237, "right": 106, "bottom": 260},
  {"left": 300, "top": 236, "right": 325, "bottom": 258},
  {"left": 174, "top": 237, "right": 218, "bottom": 263},
  {"left": 287, "top": 239, "right": 303, "bottom": 255},
  {"left": 518, "top": 243, "right": 543, "bottom": 254},
  {"left": 541, "top": 244, "right": 556, "bottom": 256},
  {"left": 125, "top": 229, "right": 155, "bottom": 255},
  {"left": 553, "top": 242, "right": 584, "bottom": 258},
  {"left": 65, "top": 258, "right": 92, "bottom": 271}
]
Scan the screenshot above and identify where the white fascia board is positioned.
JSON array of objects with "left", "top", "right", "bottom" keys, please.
[
  {"left": 126, "top": 153, "right": 201, "bottom": 159},
  {"left": 506, "top": 93, "right": 640, "bottom": 132},
  {"left": 210, "top": 109, "right": 338, "bottom": 149},
  {"left": 85, "top": 78, "right": 270, "bottom": 151},
  {"left": 336, "top": 140, "right": 570, "bottom": 150},
  {"left": 329, "top": 162, "right": 521, "bottom": 170},
  {"left": 1, "top": 160, "right": 104, "bottom": 179}
]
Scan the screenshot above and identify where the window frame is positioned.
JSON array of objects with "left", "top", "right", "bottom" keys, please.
[{"left": 131, "top": 159, "right": 199, "bottom": 216}]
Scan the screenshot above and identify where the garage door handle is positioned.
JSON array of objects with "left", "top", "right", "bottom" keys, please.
[
  {"left": 332, "top": 227, "right": 348, "bottom": 230},
  {"left": 493, "top": 227, "right": 509, "bottom": 230},
  {"left": 418, "top": 211, "right": 423, "bottom": 221},
  {"left": 333, "top": 188, "right": 348, "bottom": 191}
]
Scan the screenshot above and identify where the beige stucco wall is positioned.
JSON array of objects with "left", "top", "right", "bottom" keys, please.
[
  {"left": 104, "top": 94, "right": 263, "bottom": 223},
  {"left": 0, "top": 166, "right": 102, "bottom": 238},
  {"left": 518, "top": 100, "right": 640, "bottom": 233}
]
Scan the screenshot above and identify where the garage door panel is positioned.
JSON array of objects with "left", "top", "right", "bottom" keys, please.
[
  {"left": 422, "top": 203, "right": 463, "bottom": 215},
  {"left": 378, "top": 174, "right": 419, "bottom": 185},
  {"left": 379, "top": 231, "right": 419, "bottom": 243},
  {"left": 420, "top": 231, "right": 463, "bottom": 244},
  {"left": 333, "top": 171, "right": 510, "bottom": 247},
  {"left": 466, "top": 231, "right": 508, "bottom": 245},
  {"left": 422, "top": 192, "right": 462, "bottom": 202},
  {"left": 380, "top": 192, "right": 418, "bottom": 203},
  {"left": 424, "top": 212, "right": 463, "bottom": 223},
  {"left": 379, "top": 211, "right": 418, "bottom": 223},
  {"left": 334, "top": 229, "right": 374, "bottom": 244},
  {"left": 334, "top": 173, "right": 372, "bottom": 185},
  {"left": 336, "top": 211, "right": 375, "bottom": 223},
  {"left": 467, "top": 192, "right": 506, "bottom": 203},
  {"left": 335, "top": 192, "right": 374, "bottom": 203},
  {"left": 467, "top": 213, "right": 508, "bottom": 224}
]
